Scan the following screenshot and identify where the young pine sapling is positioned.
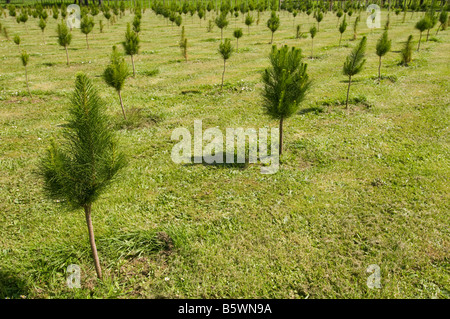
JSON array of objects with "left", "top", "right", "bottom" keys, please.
[
  {"left": 218, "top": 38, "right": 233, "bottom": 91},
  {"left": 122, "top": 23, "right": 140, "bottom": 77},
  {"left": 39, "top": 73, "right": 126, "bottom": 280},
  {"left": 343, "top": 36, "right": 367, "bottom": 109},
  {"left": 375, "top": 31, "right": 392, "bottom": 81}
]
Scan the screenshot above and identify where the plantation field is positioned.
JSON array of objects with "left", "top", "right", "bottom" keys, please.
[{"left": 0, "top": 5, "right": 449, "bottom": 299}]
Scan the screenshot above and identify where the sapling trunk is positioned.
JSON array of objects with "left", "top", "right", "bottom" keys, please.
[
  {"left": 279, "top": 117, "right": 283, "bottom": 155},
  {"left": 271, "top": 31, "right": 274, "bottom": 44},
  {"left": 118, "top": 90, "right": 126, "bottom": 119},
  {"left": 65, "top": 45, "right": 69, "bottom": 65},
  {"left": 345, "top": 75, "right": 352, "bottom": 109},
  {"left": 417, "top": 32, "right": 422, "bottom": 50},
  {"left": 311, "top": 38, "right": 314, "bottom": 58},
  {"left": 84, "top": 204, "right": 102, "bottom": 279},
  {"left": 86, "top": 34, "right": 89, "bottom": 49},
  {"left": 378, "top": 56, "right": 382, "bottom": 81},
  {"left": 221, "top": 59, "right": 226, "bottom": 90},
  {"left": 131, "top": 55, "right": 135, "bottom": 77},
  {"left": 24, "top": 65, "right": 32, "bottom": 98}
]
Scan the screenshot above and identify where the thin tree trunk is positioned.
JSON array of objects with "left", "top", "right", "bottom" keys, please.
[
  {"left": 86, "top": 34, "right": 89, "bottom": 49},
  {"left": 279, "top": 117, "right": 283, "bottom": 156},
  {"left": 311, "top": 38, "right": 314, "bottom": 58},
  {"left": 221, "top": 59, "right": 226, "bottom": 91},
  {"left": 131, "top": 55, "right": 135, "bottom": 77},
  {"left": 221, "top": 28, "right": 223, "bottom": 40},
  {"left": 84, "top": 204, "right": 102, "bottom": 279},
  {"left": 426, "top": 28, "right": 430, "bottom": 41},
  {"left": 42, "top": 31, "right": 46, "bottom": 44},
  {"left": 118, "top": 90, "right": 126, "bottom": 119},
  {"left": 417, "top": 32, "right": 422, "bottom": 50},
  {"left": 25, "top": 66, "right": 32, "bottom": 98},
  {"left": 346, "top": 75, "right": 352, "bottom": 109},
  {"left": 339, "top": 33, "right": 342, "bottom": 47},
  {"left": 65, "top": 45, "right": 69, "bottom": 65},
  {"left": 236, "top": 38, "right": 238, "bottom": 51},
  {"left": 270, "top": 31, "right": 274, "bottom": 44},
  {"left": 378, "top": 56, "right": 382, "bottom": 81}
]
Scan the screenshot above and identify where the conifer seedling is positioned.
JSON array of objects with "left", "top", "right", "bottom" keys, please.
[
  {"left": 218, "top": 38, "right": 233, "bottom": 91},
  {"left": 103, "top": 46, "right": 129, "bottom": 119},
  {"left": 376, "top": 31, "right": 392, "bottom": 81},
  {"left": 122, "top": 23, "right": 140, "bottom": 77},
  {"left": 39, "top": 73, "right": 126, "bottom": 280},
  {"left": 57, "top": 22, "right": 72, "bottom": 65},
  {"left": 261, "top": 45, "right": 311, "bottom": 155},
  {"left": 343, "top": 36, "right": 367, "bottom": 109}
]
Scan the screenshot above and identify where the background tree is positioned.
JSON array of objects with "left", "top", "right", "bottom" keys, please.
[
  {"left": 13, "top": 34, "right": 20, "bottom": 52},
  {"left": 375, "top": 31, "right": 392, "bottom": 81},
  {"left": 353, "top": 15, "right": 360, "bottom": 40},
  {"left": 103, "top": 46, "right": 129, "bottom": 119},
  {"left": 179, "top": 26, "right": 188, "bottom": 61},
  {"left": 215, "top": 12, "right": 229, "bottom": 40},
  {"left": 343, "top": 36, "right": 367, "bottom": 109},
  {"left": 233, "top": 28, "right": 243, "bottom": 50},
  {"left": 400, "top": 34, "right": 413, "bottom": 66},
  {"left": 80, "top": 15, "right": 95, "bottom": 49},
  {"left": 436, "top": 10, "right": 448, "bottom": 35},
  {"left": 425, "top": 12, "right": 437, "bottom": 41},
  {"left": 267, "top": 11, "right": 280, "bottom": 44},
  {"left": 57, "top": 22, "right": 72, "bottom": 65},
  {"left": 132, "top": 15, "right": 141, "bottom": 33},
  {"left": 339, "top": 16, "right": 347, "bottom": 47},
  {"left": 218, "top": 38, "right": 233, "bottom": 90},
  {"left": 261, "top": 45, "right": 311, "bottom": 155},
  {"left": 122, "top": 23, "right": 140, "bottom": 77},
  {"left": 309, "top": 25, "right": 317, "bottom": 58},
  {"left": 336, "top": 9, "right": 343, "bottom": 27},
  {"left": 315, "top": 10, "right": 323, "bottom": 31},
  {"left": 415, "top": 17, "right": 429, "bottom": 50},
  {"left": 39, "top": 73, "right": 126, "bottom": 280},
  {"left": 245, "top": 14, "right": 254, "bottom": 34},
  {"left": 20, "top": 50, "right": 31, "bottom": 98},
  {"left": 38, "top": 17, "right": 46, "bottom": 44}
]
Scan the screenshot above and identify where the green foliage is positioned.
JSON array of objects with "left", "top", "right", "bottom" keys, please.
[
  {"left": 261, "top": 45, "right": 310, "bottom": 120},
  {"left": 38, "top": 17, "right": 46, "bottom": 32},
  {"left": 353, "top": 16, "right": 360, "bottom": 40},
  {"left": 267, "top": 11, "right": 280, "bottom": 33},
  {"left": 39, "top": 73, "right": 126, "bottom": 209},
  {"left": 400, "top": 35, "right": 413, "bottom": 66},
  {"left": 310, "top": 25, "right": 317, "bottom": 38},
  {"left": 132, "top": 15, "right": 141, "bottom": 33},
  {"left": 376, "top": 31, "right": 392, "bottom": 58},
  {"left": 438, "top": 10, "right": 448, "bottom": 31},
  {"left": 215, "top": 12, "right": 229, "bottom": 39},
  {"left": 57, "top": 22, "right": 72, "bottom": 48},
  {"left": 80, "top": 15, "right": 95, "bottom": 36},
  {"left": 103, "top": 46, "right": 128, "bottom": 92},
  {"left": 13, "top": 34, "right": 20, "bottom": 46},
  {"left": 123, "top": 23, "right": 140, "bottom": 56},
  {"left": 233, "top": 28, "right": 243, "bottom": 39},
  {"left": 20, "top": 50, "right": 29, "bottom": 67},
  {"left": 343, "top": 36, "right": 367, "bottom": 77},
  {"left": 218, "top": 38, "right": 233, "bottom": 61}
]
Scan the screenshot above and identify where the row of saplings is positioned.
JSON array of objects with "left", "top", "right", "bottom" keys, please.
[{"left": 38, "top": 31, "right": 416, "bottom": 279}]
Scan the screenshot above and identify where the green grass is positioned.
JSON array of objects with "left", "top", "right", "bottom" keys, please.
[{"left": 0, "top": 8, "right": 449, "bottom": 299}]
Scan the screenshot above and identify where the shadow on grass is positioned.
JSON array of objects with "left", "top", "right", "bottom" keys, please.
[
  {"left": 0, "top": 270, "right": 29, "bottom": 299},
  {"left": 298, "top": 106, "right": 324, "bottom": 115}
]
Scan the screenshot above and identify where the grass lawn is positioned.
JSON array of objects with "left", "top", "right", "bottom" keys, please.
[{"left": 0, "top": 6, "right": 449, "bottom": 298}]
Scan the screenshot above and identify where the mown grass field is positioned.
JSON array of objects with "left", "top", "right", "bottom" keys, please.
[{"left": 0, "top": 6, "right": 449, "bottom": 298}]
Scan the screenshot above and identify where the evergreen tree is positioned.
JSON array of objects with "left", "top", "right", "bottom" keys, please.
[
  {"left": 103, "top": 46, "right": 129, "bottom": 119},
  {"left": 122, "top": 23, "right": 140, "bottom": 77},
  {"left": 38, "top": 17, "right": 46, "bottom": 44},
  {"left": 343, "top": 36, "right": 367, "bottom": 109},
  {"left": 132, "top": 15, "right": 141, "bottom": 33},
  {"left": 353, "top": 15, "right": 360, "bottom": 40},
  {"left": 80, "top": 15, "right": 95, "bottom": 49},
  {"left": 39, "top": 73, "right": 126, "bottom": 280},
  {"left": 415, "top": 17, "right": 430, "bottom": 50},
  {"left": 233, "top": 28, "right": 243, "bottom": 50},
  {"left": 261, "top": 45, "right": 311, "bottom": 155},
  {"left": 20, "top": 50, "right": 31, "bottom": 98},
  {"left": 267, "top": 11, "right": 280, "bottom": 44},
  {"left": 218, "top": 38, "right": 233, "bottom": 90},
  {"left": 245, "top": 14, "right": 254, "bottom": 34},
  {"left": 179, "top": 26, "right": 188, "bottom": 61},
  {"left": 57, "top": 22, "right": 72, "bottom": 65},
  {"left": 436, "top": 10, "right": 448, "bottom": 35},
  {"left": 13, "top": 34, "right": 20, "bottom": 52},
  {"left": 339, "top": 16, "right": 347, "bottom": 47},
  {"left": 400, "top": 35, "right": 413, "bottom": 66},
  {"left": 309, "top": 25, "right": 317, "bottom": 58},
  {"left": 375, "top": 31, "right": 392, "bottom": 81},
  {"left": 215, "top": 12, "right": 229, "bottom": 40},
  {"left": 315, "top": 10, "right": 323, "bottom": 31}
]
